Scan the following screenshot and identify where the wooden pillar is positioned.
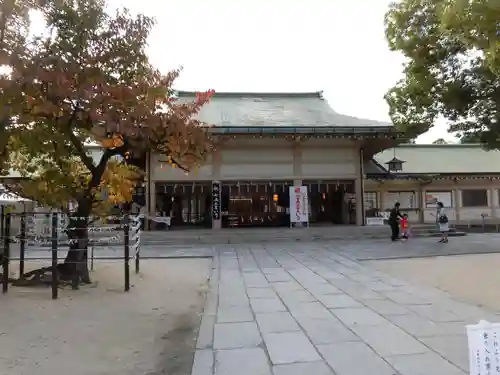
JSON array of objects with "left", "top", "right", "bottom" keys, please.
[
  {"left": 292, "top": 141, "right": 302, "bottom": 179},
  {"left": 147, "top": 151, "right": 155, "bottom": 231},
  {"left": 490, "top": 178, "right": 497, "bottom": 219},
  {"left": 417, "top": 183, "right": 424, "bottom": 223},
  {"left": 453, "top": 187, "right": 461, "bottom": 224},
  {"left": 378, "top": 185, "right": 385, "bottom": 211},
  {"left": 355, "top": 148, "right": 365, "bottom": 226}
]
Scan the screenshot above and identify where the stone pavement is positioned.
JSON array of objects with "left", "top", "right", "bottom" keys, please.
[
  {"left": 12, "top": 232, "right": 500, "bottom": 262},
  {"left": 9, "top": 243, "right": 215, "bottom": 260},
  {"left": 191, "top": 242, "right": 500, "bottom": 375}
]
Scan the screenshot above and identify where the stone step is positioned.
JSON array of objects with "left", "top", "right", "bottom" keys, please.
[
  {"left": 426, "top": 231, "right": 466, "bottom": 237},
  {"left": 413, "top": 228, "right": 458, "bottom": 234},
  {"left": 136, "top": 228, "right": 467, "bottom": 246}
]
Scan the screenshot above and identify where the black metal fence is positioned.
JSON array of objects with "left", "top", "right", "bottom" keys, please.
[{"left": 0, "top": 210, "right": 141, "bottom": 299}]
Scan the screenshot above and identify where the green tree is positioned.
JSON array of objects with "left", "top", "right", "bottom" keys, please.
[
  {"left": 384, "top": 0, "right": 500, "bottom": 148},
  {"left": 0, "top": 0, "right": 53, "bottom": 173},
  {"left": 432, "top": 138, "right": 447, "bottom": 144},
  {"left": 2, "top": 0, "right": 214, "bottom": 283},
  {"left": 458, "top": 133, "right": 482, "bottom": 143}
]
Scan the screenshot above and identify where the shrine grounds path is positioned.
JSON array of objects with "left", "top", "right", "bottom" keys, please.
[
  {"left": 3, "top": 234, "right": 500, "bottom": 374},
  {"left": 191, "top": 236, "right": 500, "bottom": 375},
  {"left": 0, "top": 259, "right": 212, "bottom": 375}
]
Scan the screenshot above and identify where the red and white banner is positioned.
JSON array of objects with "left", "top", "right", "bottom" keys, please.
[{"left": 289, "top": 186, "right": 309, "bottom": 224}]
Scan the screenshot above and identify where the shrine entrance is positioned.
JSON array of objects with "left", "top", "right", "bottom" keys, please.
[
  {"left": 154, "top": 182, "right": 211, "bottom": 229},
  {"left": 221, "top": 181, "right": 292, "bottom": 228},
  {"left": 302, "top": 180, "right": 357, "bottom": 225}
]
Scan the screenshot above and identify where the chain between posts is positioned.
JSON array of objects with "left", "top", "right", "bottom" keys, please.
[{"left": 0, "top": 211, "right": 141, "bottom": 299}]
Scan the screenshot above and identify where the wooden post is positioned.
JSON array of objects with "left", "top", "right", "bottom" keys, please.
[
  {"left": 19, "top": 212, "right": 26, "bottom": 278},
  {"left": 124, "top": 214, "right": 130, "bottom": 292},
  {"left": 90, "top": 246, "right": 94, "bottom": 271},
  {"left": 135, "top": 243, "right": 140, "bottom": 274},
  {"left": 51, "top": 213, "right": 58, "bottom": 299},
  {"left": 0, "top": 205, "right": 4, "bottom": 249},
  {"left": 2, "top": 213, "right": 11, "bottom": 293}
]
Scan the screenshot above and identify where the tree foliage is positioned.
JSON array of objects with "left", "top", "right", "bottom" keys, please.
[
  {"left": 0, "top": 0, "right": 53, "bottom": 173},
  {"left": 459, "top": 134, "right": 482, "bottom": 143},
  {"left": 384, "top": 0, "right": 500, "bottom": 148},
  {"left": 432, "top": 138, "right": 448, "bottom": 144},
  {"left": 3, "top": 0, "right": 213, "bottom": 213},
  {"left": 1, "top": 0, "right": 214, "bottom": 280}
]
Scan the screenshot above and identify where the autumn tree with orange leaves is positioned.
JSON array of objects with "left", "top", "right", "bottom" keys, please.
[
  {"left": 1, "top": 0, "right": 214, "bottom": 283},
  {"left": 0, "top": 0, "right": 54, "bottom": 172}
]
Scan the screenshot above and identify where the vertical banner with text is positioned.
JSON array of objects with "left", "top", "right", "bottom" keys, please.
[
  {"left": 212, "top": 181, "right": 222, "bottom": 221},
  {"left": 289, "top": 186, "right": 309, "bottom": 226}
]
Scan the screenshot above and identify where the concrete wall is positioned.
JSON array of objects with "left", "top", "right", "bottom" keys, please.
[{"left": 150, "top": 138, "right": 360, "bottom": 182}]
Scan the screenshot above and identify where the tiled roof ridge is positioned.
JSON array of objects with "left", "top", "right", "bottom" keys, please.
[
  {"left": 398, "top": 143, "right": 487, "bottom": 148},
  {"left": 176, "top": 90, "right": 324, "bottom": 99}
]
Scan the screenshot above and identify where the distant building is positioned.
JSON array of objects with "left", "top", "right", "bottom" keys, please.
[
  {"left": 3, "top": 92, "right": 497, "bottom": 229},
  {"left": 367, "top": 143, "right": 500, "bottom": 225}
]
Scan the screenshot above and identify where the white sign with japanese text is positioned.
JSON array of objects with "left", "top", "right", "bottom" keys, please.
[
  {"left": 466, "top": 320, "right": 500, "bottom": 375},
  {"left": 289, "top": 186, "right": 309, "bottom": 224},
  {"left": 366, "top": 217, "right": 385, "bottom": 226}
]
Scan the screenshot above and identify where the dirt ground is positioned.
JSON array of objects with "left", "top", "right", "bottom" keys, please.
[
  {"left": 367, "top": 253, "right": 500, "bottom": 312},
  {"left": 0, "top": 258, "right": 212, "bottom": 375}
]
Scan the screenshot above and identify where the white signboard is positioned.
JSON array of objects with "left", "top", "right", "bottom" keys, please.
[
  {"left": 153, "top": 215, "right": 171, "bottom": 225},
  {"left": 366, "top": 217, "right": 385, "bottom": 226},
  {"left": 466, "top": 320, "right": 500, "bottom": 375},
  {"left": 425, "top": 191, "right": 453, "bottom": 208},
  {"left": 289, "top": 186, "right": 309, "bottom": 224},
  {"left": 386, "top": 191, "right": 417, "bottom": 209}
]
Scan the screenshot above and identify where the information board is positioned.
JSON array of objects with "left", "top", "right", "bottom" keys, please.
[{"left": 467, "top": 320, "right": 500, "bottom": 375}]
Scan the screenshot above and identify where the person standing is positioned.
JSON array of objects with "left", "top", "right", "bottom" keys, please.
[
  {"left": 389, "top": 202, "right": 403, "bottom": 241},
  {"left": 437, "top": 201, "right": 449, "bottom": 243},
  {"left": 400, "top": 213, "right": 409, "bottom": 240}
]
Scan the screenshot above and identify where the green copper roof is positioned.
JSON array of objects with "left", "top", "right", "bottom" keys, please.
[
  {"left": 373, "top": 144, "right": 500, "bottom": 175},
  {"left": 177, "top": 91, "right": 393, "bottom": 131}
]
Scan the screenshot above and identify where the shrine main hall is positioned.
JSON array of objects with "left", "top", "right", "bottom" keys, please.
[
  {"left": 145, "top": 91, "right": 396, "bottom": 229},
  {"left": 4, "top": 91, "right": 500, "bottom": 230},
  {"left": 142, "top": 91, "right": 500, "bottom": 229}
]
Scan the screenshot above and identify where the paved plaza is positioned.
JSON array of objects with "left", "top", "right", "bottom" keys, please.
[
  {"left": 191, "top": 238, "right": 500, "bottom": 375},
  {"left": 13, "top": 232, "right": 500, "bottom": 261},
  {"left": 10, "top": 234, "right": 500, "bottom": 374}
]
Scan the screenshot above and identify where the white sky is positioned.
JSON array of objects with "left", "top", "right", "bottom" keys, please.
[{"left": 32, "top": 0, "right": 455, "bottom": 143}]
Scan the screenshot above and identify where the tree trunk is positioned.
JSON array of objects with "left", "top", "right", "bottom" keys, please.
[{"left": 62, "top": 200, "right": 91, "bottom": 286}]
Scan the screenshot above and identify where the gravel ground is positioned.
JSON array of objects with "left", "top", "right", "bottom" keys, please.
[
  {"left": 367, "top": 253, "right": 500, "bottom": 312},
  {"left": 0, "top": 258, "right": 212, "bottom": 375}
]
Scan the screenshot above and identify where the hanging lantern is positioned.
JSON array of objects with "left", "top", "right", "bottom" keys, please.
[
  {"left": 385, "top": 157, "right": 405, "bottom": 172},
  {"left": 385, "top": 147, "right": 406, "bottom": 172}
]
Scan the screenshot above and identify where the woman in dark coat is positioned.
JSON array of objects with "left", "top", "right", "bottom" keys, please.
[{"left": 389, "top": 202, "right": 403, "bottom": 241}]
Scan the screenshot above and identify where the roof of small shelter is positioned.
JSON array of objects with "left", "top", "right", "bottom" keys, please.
[
  {"left": 0, "top": 185, "right": 30, "bottom": 202},
  {"left": 177, "top": 91, "right": 395, "bottom": 134},
  {"left": 372, "top": 144, "right": 500, "bottom": 176}
]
